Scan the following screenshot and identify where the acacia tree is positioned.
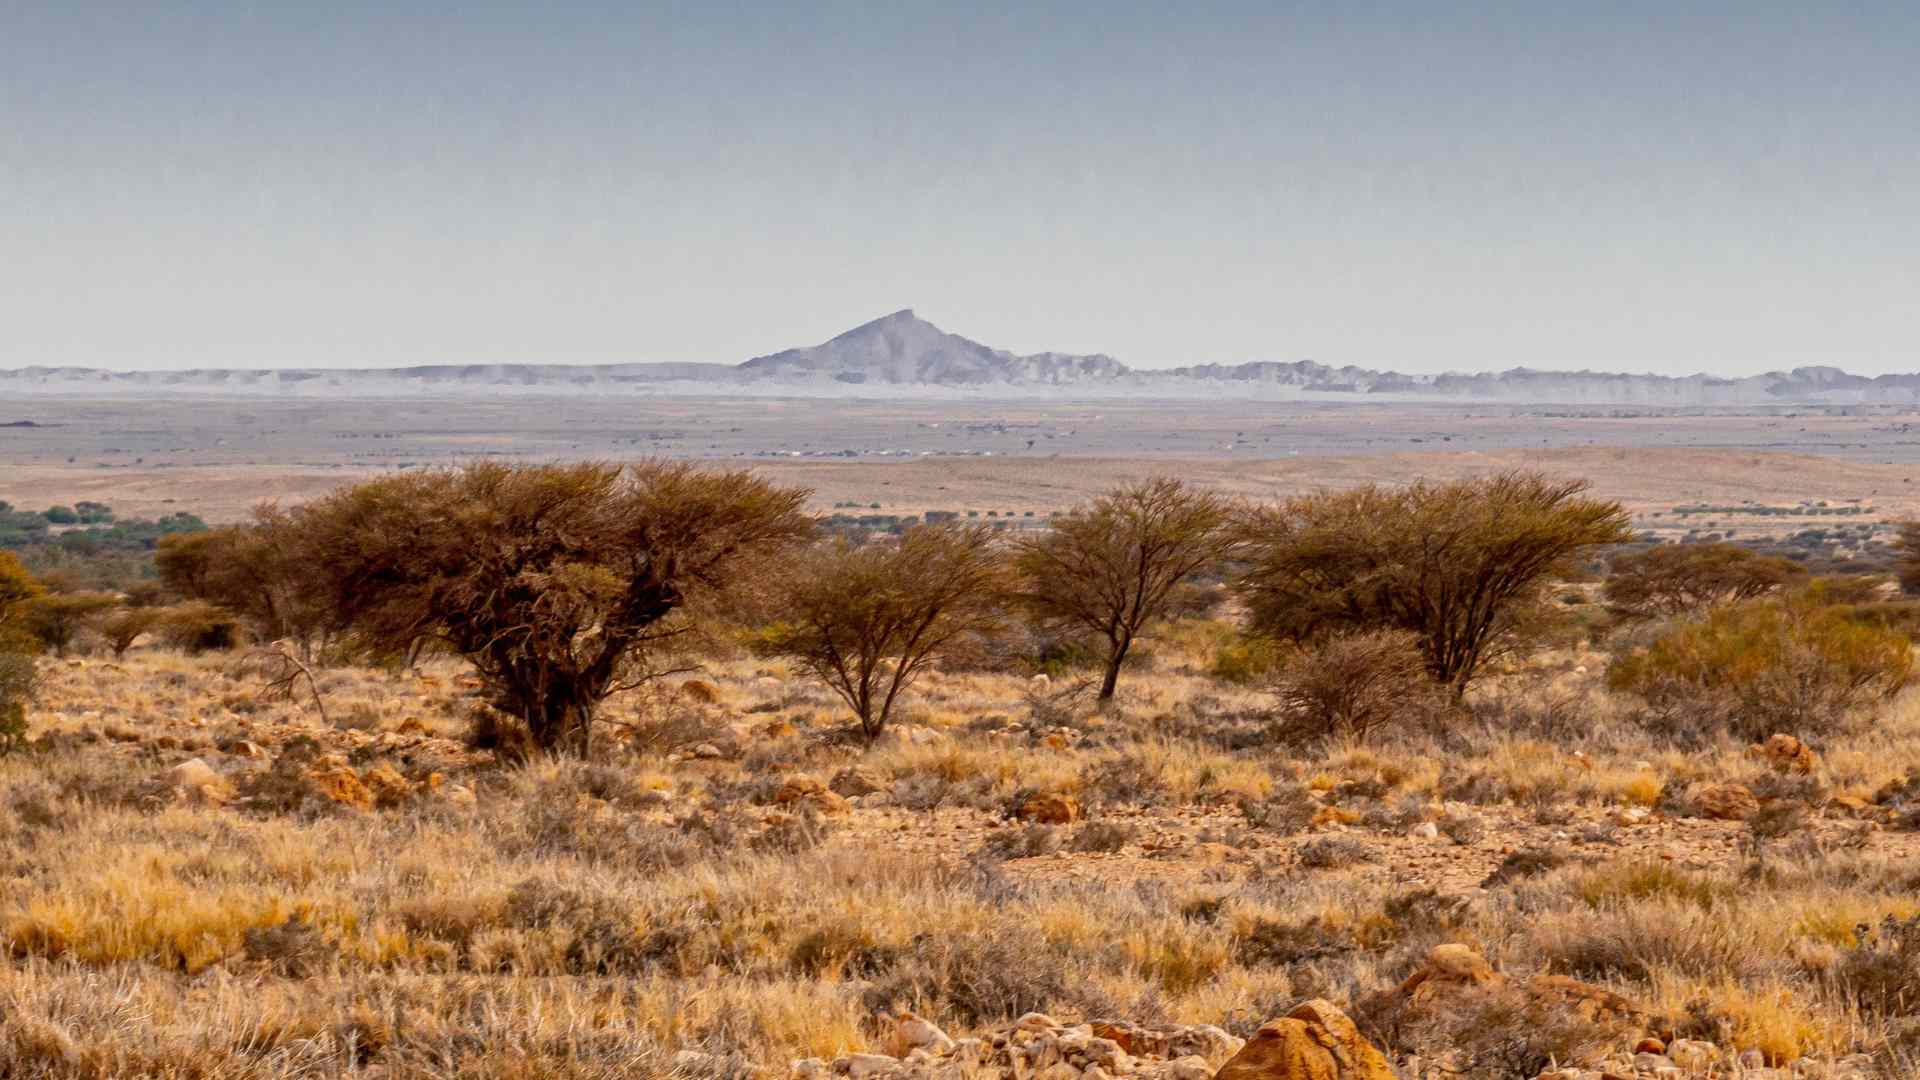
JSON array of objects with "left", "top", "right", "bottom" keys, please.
[
  {"left": 772, "top": 523, "right": 1008, "bottom": 739},
  {"left": 1014, "top": 478, "right": 1235, "bottom": 700},
  {"left": 0, "top": 552, "right": 44, "bottom": 654},
  {"left": 1603, "top": 542, "right": 1806, "bottom": 617},
  {"left": 156, "top": 508, "right": 333, "bottom": 657},
  {"left": 1234, "top": 471, "right": 1631, "bottom": 696},
  {"left": 294, "top": 461, "right": 812, "bottom": 756},
  {"left": 24, "top": 591, "right": 117, "bottom": 656}
]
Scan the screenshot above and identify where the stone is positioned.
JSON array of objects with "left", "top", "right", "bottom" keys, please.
[
  {"left": 1165, "top": 1025, "right": 1240, "bottom": 1064},
  {"left": 1634, "top": 1038, "right": 1667, "bottom": 1055},
  {"left": 307, "top": 758, "right": 375, "bottom": 811},
  {"left": 1161, "top": 1056, "right": 1212, "bottom": 1080},
  {"left": 775, "top": 776, "right": 849, "bottom": 815},
  {"left": 1408, "top": 822, "right": 1440, "bottom": 840},
  {"left": 360, "top": 763, "right": 413, "bottom": 808},
  {"left": 167, "top": 758, "right": 233, "bottom": 804},
  {"left": 1211, "top": 999, "right": 1394, "bottom": 1080},
  {"left": 1017, "top": 792, "right": 1082, "bottom": 825},
  {"left": 831, "top": 766, "right": 888, "bottom": 797},
  {"left": 885, "top": 1011, "right": 955, "bottom": 1058},
  {"left": 1691, "top": 783, "right": 1760, "bottom": 821},
  {"left": 1400, "top": 943, "right": 1499, "bottom": 996},
  {"left": 680, "top": 679, "right": 721, "bottom": 704},
  {"left": 1633, "top": 1053, "right": 1675, "bottom": 1072},
  {"left": 1017, "top": 1013, "right": 1063, "bottom": 1033},
  {"left": 1754, "top": 733, "right": 1818, "bottom": 775},
  {"left": 217, "top": 738, "right": 266, "bottom": 759},
  {"left": 844, "top": 1053, "right": 899, "bottom": 1079},
  {"left": 790, "top": 1058, "right": 827, "bottom": 1079},
  {"left": 1665, "top": 1040, "right": 1715, "bottom": 1071}
]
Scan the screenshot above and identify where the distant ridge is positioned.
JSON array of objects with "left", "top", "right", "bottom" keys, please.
[{"left": 4, "top": 311, "right": 1918, "bottom": 404}]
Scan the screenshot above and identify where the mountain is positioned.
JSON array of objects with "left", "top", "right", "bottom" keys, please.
[
  {"left": 740, "top": 309, "right": 1127, "bottom": 385},
  {"left": 3, "top": 311, "right": 1918, "bottom": 404}
]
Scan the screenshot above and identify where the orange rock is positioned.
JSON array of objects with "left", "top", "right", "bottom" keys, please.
[
  {"left": 1213, "top": 999, "right": 1394, "bottom": 1080},
  {"left": 1691, "top": 783, "right": 1760, "bottom": 821},
  {"left": 360, "top": 763, "right": 413, "bottom": 809},
  {"left": 680, "top": 679, "right": 720, "bottom": 705},
  {"left": 774, "top": 776, "right": 848, "bottom": 815},
  {"left": 307, "top": 761, "right": 374, "bottom": 811},
  {"left": 1016, "top": 792, "right": 1081, "bottom": 824},
  {"left": 1752, "top": 733, "right": 1819, "bottom": 775}
]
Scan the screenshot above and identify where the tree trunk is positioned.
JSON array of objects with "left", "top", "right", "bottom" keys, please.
[{"left": 1098, "top": 646, "right": 1126, "bottom": 701}]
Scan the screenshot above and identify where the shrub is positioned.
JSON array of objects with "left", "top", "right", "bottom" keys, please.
[
  {"left": 1604, "top": 542, "right": 1807, "bottom": 617},
  {"left": 1608, "top": 594, "right": 1912, "bottom": 740},
  {"left": 155, "top": 599, "right": 246, "bottom": 653},
  {"left": 23, "top": 591, "right": 117, "bottom": 656},
  {"left": 1209, "top": 635, "right": 1280, "bottom": 684},
  {"left": 1235, "top": 471, "right": 1631, "bottom": 696},
  {"left": 1014, "top": 478, "right": 1234, "bottom": 700},
  {"left": 1265, "top": 628, "right": 1441, "bottom": 743},
  {"left": 767, "top": 523, "right": 1008, "bottom": 739}
]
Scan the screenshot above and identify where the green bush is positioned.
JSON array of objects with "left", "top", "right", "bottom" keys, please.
[
  {"left": 1609, "top": 593, "right": 1912, "bottom": 740},
  {"left": 1209, "top": 635, "right": 1280, "bottom": 685}
]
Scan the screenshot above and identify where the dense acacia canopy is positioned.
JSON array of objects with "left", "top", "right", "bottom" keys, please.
[
  {"left": 1603, "top": 542, "right": 1807, "bottom": 617},
  {"left": 1235, "top": 472, "right": 1632, "bottom": 693},
  {"left": 292, "top": 461, "right": 813, "bottom": 755}
]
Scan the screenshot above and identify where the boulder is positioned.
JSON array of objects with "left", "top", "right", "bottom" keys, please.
[
  {"left": 1211, "top": 999, "right": 1393, "bottom": 1080},
  {"left": 680, "top": 679, "right": 721, "bottom": 704},
  {"left": 883, "top": 1011, "right": 955, "bottom": 1058},
  {"left": 307, "top": 758, "right": 375, "bottom": 811},
  {"left": 1691, "top": 783, "right": 1760, "bottom": 821},
  {"left": 167, "top": 758, "right": 233, "bottom": 805},
  {"left": 831, "top": 766, "right": 888, "bottom": 797},
  {"left": 361, "top": 762, "right": 413, "bottom": 809},
  {"left": 774, "top": 776, "right": 849, "bottom": 815},
  {"left": 1753, "top": 733, "right": 1818, "bottom": 775},
  {"left": 1017, "top": 792, "right": 1082, "bottom": 825}
]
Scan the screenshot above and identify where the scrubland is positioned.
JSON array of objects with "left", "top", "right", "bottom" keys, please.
[{"left": 6, "top": 624, "right": 1920, "bottom": 1079}]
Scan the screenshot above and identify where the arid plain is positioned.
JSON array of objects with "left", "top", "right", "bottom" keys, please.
[{"left": 6, "top": 397, "right": 1920, "bottom": 1078}]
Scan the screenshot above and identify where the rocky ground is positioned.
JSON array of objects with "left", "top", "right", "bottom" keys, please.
[{"left": 7, "top": 643, "right": 1920, "bottom": 1078}]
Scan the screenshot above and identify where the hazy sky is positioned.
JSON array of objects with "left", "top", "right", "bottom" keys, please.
[{"left": 4, "top": 2, "right": 1917, "bottom": 374}]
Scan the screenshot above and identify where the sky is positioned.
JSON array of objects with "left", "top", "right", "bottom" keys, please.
[{"left": 3, "top": 2, "right": 1917, "bottom": 375}]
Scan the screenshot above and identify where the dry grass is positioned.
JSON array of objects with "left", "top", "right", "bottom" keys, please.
[{"left": 3, "top": 618, "right": 1920, "bottom": 1076}]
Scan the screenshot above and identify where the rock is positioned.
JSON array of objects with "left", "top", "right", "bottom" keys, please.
[
  {"left": 1665, "top": 1040, "right": 1716, "bottom": 1071},
  {"left": 307, "top": 758, "right": 374, "bottom": 811},
  {"left": 1525, "top": 975, "right": 1641, "bottom": 1025},
  {"left": 1017, "top": 792, "right": 1082, "bottom": 825},
  {"left": 1400, "top": 943, "right": 1499, "bottom": 996},
  {"left": 884, "top": 1011, "right": 955, "bottom": 1058},
  {"left": 680, "top": 679, "right": 721, "bottom": 704},
  {"left": 1635, "top": 1038, "right": 1667, "bottom": 1055},
  {"left": 1634, "top": 1053, "right": 1676, "bottom": 1072},
  {"left": 875, "top": 724, "right": 952, "bottom": 750},
  {"left": 1036, "top": 1064, "right": 1081, "bottom": 1080},
  {"left": 1031, "top": 674, "right": 1052, "bottom": 689},
  {"left": 1407, "top": 821, "right": 1440, "bottom": 840},
  {"left": 167, "top": 758, "right": 233, "bottom": 805},
  {"left": 843, "top": 1053, "right": 899, "bottom": 1079},
  {"left": 360, "top": 763, "right": 413, "bottom": 808},
  {"left": 1161, "top": 1056, "right": 1212, "bottom": 1080},
  {"left": 775, "top": 776, "right": 849, "bottom": 815},
  {"left": 217, "top": 738, "right": 266, "bottom": 759},
  {"left": 441, "top": 783, "right": 477, "bottom": 806},
  {"left": 1165, "top": 1025, "right": 1240, "bottom": 1064},
  {"left": 1691, "top": 783, "right": 1760, "bottom": 821},
  {"left": 762, "top": 718, "right": 798, "bottom": 739},
  {"left": 691, "top": 742, "right": 726, "bottom": 760},
  {"left": 831, "top": 766, "right": 888, "bottom": 797},
  {"left": 1212, "top": 999, "right": 1393, "bottom": 1080},
  {"left": 790, "top": 1058, "right": 827, "bottom": 1079},
  {"left": 1754, "top": 733, "right": 1818, "bottom": 775},
  {"left": 1017, "top": 1013, "right": 1063, "bottom": 1033},
  {"left": 1082, "top": 1066, "right": 1111, "bottom": 1080}
]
